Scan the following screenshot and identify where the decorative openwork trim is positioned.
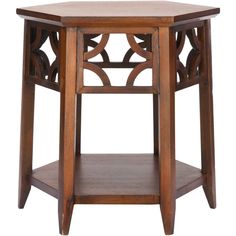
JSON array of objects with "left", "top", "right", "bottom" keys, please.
[
  {"left": 78, "top": 30, "right": 155, "bottom": 93},
  {"left": 126, "top": 34, "right": 152, "bottom": 60},
  {"left": 28, "top": 22, "right": 60, "bottom": 91},
  {"left": 126, "top": 61, "right": 152, "bottom": 86},
  {"left": 26, "top": 21, "right": 205, "bottom": 94},
  {"left": 84, "top": 34, "right": 110, "bottom": 60},
  {"left": 175, "top": 24, "right": 202, "bottom": 91},
  {"left": 123, "top": 41, "right": 146, "bottom": 63},
  {"left": 83, "top": 62, "right": 111, "bottom": 86}
]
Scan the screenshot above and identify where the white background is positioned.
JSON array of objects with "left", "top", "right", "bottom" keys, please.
[{"left": 0, "top": 0, "right": 233, "bottom": 235}]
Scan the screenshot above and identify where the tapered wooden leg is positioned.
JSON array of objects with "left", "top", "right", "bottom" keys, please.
[
  {"left": 198, "top": 20, "right": 216, "bottom": 209},
  {"left": 18, "top": 21, "right": 35, "bottom": 209},
  {"left": 75, "top": 94, "right": 82, "bottom": 157},
  {"left": 75, "top": 30, "right": 84, "bottom": 158},
  {"left": 152, "top": 29, "right": 159, "bottom": 156},
  {"left": 58, "top": 27, "right": 77, "bottom": 235},
  {"left": 153, "top": 94, "right": 159, "bottom": 155},
  {"left": 158, "top": 27, "right": 176, "bottom": 235}
]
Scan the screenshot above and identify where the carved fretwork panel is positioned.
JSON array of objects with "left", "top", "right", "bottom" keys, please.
[
  {"left": 28, "top": 22, "right": 60, "bottom": 91},
  {"left": 175, "top": 26, "right": 202, "bottom": 91},
  {"left": 78, "top": 31, "right": 157, "bottom": 94}
]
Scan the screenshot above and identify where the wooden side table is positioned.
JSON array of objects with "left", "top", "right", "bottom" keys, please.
[{"left": 17, "top": 1, "right": 220, "bottom": 235}]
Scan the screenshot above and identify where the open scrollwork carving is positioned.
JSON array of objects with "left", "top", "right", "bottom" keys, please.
[
  {"left": 126, "top": 34, "right": 152, "bottom": 60},
  {"left": 176, "top": 31, "right": 186, "bottom": 56},
  {"left": 123, "top": 41, "right": 146, "bottom": 63},
  {"left": 29, "top": 25, "right": 59, "bottom": 91},
  {"left": 84, "top": 34, "right": 110, "bottom": 63},
  {"left": 123, "top": 34, "right": 151, "bottom": 63},
  {"left": 81, "top": 33, "right": 152, "bottom": 89},
  {"left": 126, "top": 61, "right": 152, "bottom": 86},
  {"left": 84, "top": 34, "right": 110, "bottom": 61},
  {"left": 176, "top": 28, "right": 201, "bottom": 90},
  {"left": 83, "top": 62, "right": 111, "bottom": 86},
  {"left": 125, "top": 34, "right": 152, "bottom": 86}
]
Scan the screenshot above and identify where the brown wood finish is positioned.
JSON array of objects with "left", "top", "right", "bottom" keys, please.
[
  {"left": 175, "top": 77, "right": 200, "bottom": 91},
  {"left": 80, "top": 27, "right": 156, "bottom": 34},
  {"left": 16, "top": 1, "right": 219, "bottom": 27},
  {"left": 153, "top": 94, "right": 159, "bottom": 155},
  {"left": 84, "top": 34, "right": 109, "bottom": 60},
  {"left": 173, "top": 21, "right": 204, "bottom": 32},
  {"left": 88, "top": 62, "right": 139, "bottom": 68},
  {"left": 75, "top": 94, "right": 82, "bottom": 157},
  {"left": 152, "top": 29, "right": 159, "bottom": 155},
  {"left": 31, "top": 154, "right": 204, "bottom": 204},
  {"left": 79, "top": 86, "right": 155, "bottom": 94},
  {"left": 77, "top": 30, "right": 84, "bottom": 95},
  {"left": 77, "top": 29, "right": 155, "bottom": 94},
  {"left": 58, "top": 27, "right": 77, "bottom": 235},
  {"left": 18, "top": 20, "right": 35, "bottom": 208},
  {"left": 127, "top": 34, "right": 152, "bottom": 59},
  {"left": 126, "top": 61, "right": 152, "bottom": 86},
  {"left": 83, "top": 62, "right": 111, "bottom": 86},
  {"left": 158, "top": 26, "right": 176, "bottom": 235},
  {"left": 174, "top": 22, "right": 202, "bottom": 91},
  {"left": 198, "top": 20, "right": 216, "bottom": 208},
  {"left": 17, "top": 2, "right": 219, "bottom": 235},
  {"left": 152, "top": 29, "right": 159, "bottom": 93},
  {"left": 29, "top": 76, "right": 60, "bottom": 91},
  {"left": 27, "top": 21, "right": 60, "bottom": 91},
  {"left": 84, "top": 34, "right": 110, "bottom": 63}
]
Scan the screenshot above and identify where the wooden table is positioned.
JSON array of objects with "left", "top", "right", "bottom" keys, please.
[{"left": 17, "top": 1, "right": 220, "bottom": 235}]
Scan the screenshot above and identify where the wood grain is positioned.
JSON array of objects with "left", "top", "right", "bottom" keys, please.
[
  {"left": 16, "top": 1, "right": 220, "bottom": 27},
  {"left": 28, "top": 22, "right": 60, "bottom": 91},
  {"left": 158, "top": 26, "right": 176, "bottom": 235},
  {"left": 75, "top": 94, "right": 82, "bottom": 157},
  {"left": 31, "top": 154, "right": 204, "bottom": 204},
  {"left": 58, "top": 27, "right": 77, "bottom": 235},
  {"left": 152, "top": 29, "right": 159, "bottom": 156},
  {"left": 17, "top": 3, "right": 219, "bottom": 235},
  {"left": 84, "top": 34, "right": 109, "bottom": 60},
  {"left": 198, "top": 20, "right": 216, "bottom": 209},
  {"left": 126, "top": 61, "right": 152, "bottom": 86},
  {"left": 18, "top": 20, "right": 35, "bottom": 209},
  {"left": 83, "top": 62, "right": 111, "bottom": 86},
  {"left": 127, "top": 34, "right": 152, "bottom": 59},
  {"left": 79, "top": 86, "right": 155, "bottom": 94}
]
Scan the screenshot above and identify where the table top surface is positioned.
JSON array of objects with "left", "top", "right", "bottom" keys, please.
[{"left": 17, "top": 1, "right": 220, "bottom": 27}]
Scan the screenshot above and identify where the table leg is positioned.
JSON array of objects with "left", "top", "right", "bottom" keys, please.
[
  {"left": 58, "top": 27, "right": 77, "bottom": 235},
  {"left": 18, "top": 21, "right": 35, "bottom": 209},
  {"left": 75, "top": 94, "right": 82, "bottom": 157},
  {"left": 152, "top": 30, "right": 159, "bottom": 155},
  {"left": 158, "top": 27, "right": 176, "bottom": 235},
  {"left": 153, "top": 94, "right": 159, "bottom": 155},
  {"left": 199, "top": 20, "right": 216, "bottom": 208}
]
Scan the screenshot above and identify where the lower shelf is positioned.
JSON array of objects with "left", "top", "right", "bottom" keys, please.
[{"left": 31, "top": 154, "right": 204, "bottom": 204}]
